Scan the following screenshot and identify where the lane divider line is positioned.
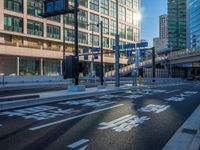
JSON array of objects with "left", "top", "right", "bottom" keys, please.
[
  {"left": 29, "top": 104, "right": 124, "bottom": 131},
  {"left": 165, "top": 89, "right": 180, "bottom": 94}
]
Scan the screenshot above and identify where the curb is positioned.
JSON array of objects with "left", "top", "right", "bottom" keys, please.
[
  {"left": 0, "top": 87, "right": 131, "bottom": 111},
  {"left": 163, "top": 105, "right": 200, "bottom": 150},
  {"left": 0, "top": 95, "right": 40, "bottom": 102}
]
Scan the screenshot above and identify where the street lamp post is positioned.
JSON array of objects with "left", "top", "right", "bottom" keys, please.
[{"left": 115, "top": 0, "right": 120, "bottom": 87}]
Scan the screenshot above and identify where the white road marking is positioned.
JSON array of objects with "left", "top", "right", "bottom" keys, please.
[
  {"left": 138, "top": 104, "right": 170, "bottom": 113},
  {"left": 98, "top": 115, "right": 150, "bottom": 132},
  {"left": 67, "top": 139, "right": 89, "bottom": 149},
  {"left": 125, "top": 95, "right": 143, "bottom": 99},
  {"left": 0, "top": 124, "right": 2, "bottom": 127},
  {"left": 165, "top": 91, "right": 198, "bottom": 102},
  {"left": 29, "top": 104, "right": 124, "bottom": 131},
  {"left": 98, "top": 95, "right": 119, "bottom": 99},
  {"left": 59, "top": 99, "right": 116, "bottom": 108},
  {"left": 165, "top": 89, "right": 180, "bottom": 94}
]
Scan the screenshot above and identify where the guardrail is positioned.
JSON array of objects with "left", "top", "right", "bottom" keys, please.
[{"left": 0, "top": 76, "right": 73, "bottom": 87}]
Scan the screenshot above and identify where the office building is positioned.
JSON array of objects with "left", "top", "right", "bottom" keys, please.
[
  {"left": 0, "top": 0, "right": 140, "bottom": 76},
  {"left": 168, "top": 0, "right": 187, "bottom": 50},
  {"left": 187, "top": 0, "right": 200, "bottom": 48}
]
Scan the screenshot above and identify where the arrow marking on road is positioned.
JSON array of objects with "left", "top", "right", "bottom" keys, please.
[{"left": 29, "top": 104, "right": 124, "bottom": 131}]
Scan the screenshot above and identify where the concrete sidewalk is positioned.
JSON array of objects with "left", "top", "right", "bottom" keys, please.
[
  {"left": 163, "top": 105, "right": 200, "bottom": 150},
  {"left": 0, "top": 85, "right": 131, "bottom": 111}
]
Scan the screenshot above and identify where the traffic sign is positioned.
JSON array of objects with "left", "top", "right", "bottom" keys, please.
[
  {"left": 83, "top": 48, "right": 89, "bottom": 54},
  {"left": 140, "top": 50, "right": 145, "bottom": 57},
  {"left": 94, "top": 54, "right": 98, "bottom": 60},
  {"left": 41, "top": 0, "right": 69, "bottom": 17},
  {"left": 126, "top": 50, "right": 133, "bottom": 57},
  {"left": 84, "top": 55, "right": 88, "bottom": 60},
  {"left": 112, "top": 41, "right": 148, "bottom": 51},
  {"left": 92, "top": 48, "right": 100, "bottom": 52}
]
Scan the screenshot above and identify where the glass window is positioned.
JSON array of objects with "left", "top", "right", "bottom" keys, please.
[
  {"left": 79, "top": 0, "right": 88, "bottom": 7},
  {"left": 126, "top": 9, "right": 133, "bottom": 24},
  {"left": 90, "top": 0, "right": 99, "bottom": 12},
  {"left": 64, "top": 28, "right": 74, "bottom": 41},
  {"left": 27, "top": 20, "right": 43, "bottom": 36},
  {"left": 78, "top": 10, "right": 88, "bottom": 29},
  {"left": 47, "top": 24, "right": 60, "bottom": 39},
  {"left": 103, "top": 37, "right": 109, "bottom": 48},
  {"left": 101, "top": 0, "right": 109, "bottom": 15},
  {"left": 4, "top": 15, "right": 23, "bottom": 33},
  {"left": 110, "top": 20, "right": 116, "bottom": 36},
  {"left": 90, "top": 13, "right": 99, "bottom": 32},
  {"left": 19, "top": 59, "right": 40, "bottom": 76},
  {"left": 90, "top": 34, "right": 99, "bottom": 46},
  {"left": 101, "top": 17, "right": 109, "bottom": 34},
  {"left": 119, "top": 23, "right": 126, "bottom": 39},
  {"left": 43, "top": 60, "right": 61, "bottom": 76},
  {"left": 110, "top": 38, "right": 115, "bottom": 48},
  {"left": 126, "top": 0, "right": 133, "bottom": 8},
  {"left": 4, "top": 0, "right": 23, "bottom": 13},
  {"left": 47, "top": 16, "right": 61, "bottom": 22},
  {"left": 133, "top": 28, "right": 140, "bottom": 41},
  {"left": 133, "top": 0, "right": 139, "bottom": 11},
  {"left": 27, "top": 0, "right": 42, "bottom": 17},
  {"left": 119, "top": 0, "right": 126, "bottom": 5},
  {"left": 64, "top": 13, "right": 74, "bottom": 25},
  {"left": 119, "top": 5, "right": 126, "bottom": 22},
  {"left": 110, "top": 1, "right": 116, "bottom": 18},
  {"left": 79, "top": 32, "right": 88, "bottom": 44},
  {"left": 127, "top": 26, "right": 133, "bottom": 40}
]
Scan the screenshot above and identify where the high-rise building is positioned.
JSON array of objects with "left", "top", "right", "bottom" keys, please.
[
  {"left": 187, "top": 0, "right": 200, "bottom": 48},
  {"left": 0, "top": 0, "right": 141, "bottom": 76},
  {"left": 159, "top": 14, "right": 168, "bottom": 39},
  {"left": 153, "top": 14, "right": 168, "bottom": 51},
  {"left": 168, "top": 0, "right": 187, "bottom": 50}
]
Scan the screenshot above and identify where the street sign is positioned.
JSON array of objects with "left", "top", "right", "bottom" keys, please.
[
  {"left": 83, "top": 48, "right": 89, "bottom": 54},
  {"left": 92, "top": 48, "right": 100, "bottom": 52},
  {"left": 126, "top": 50, "right": 133, "bottom": 57},
  {"left": 84, "top": 55, "right": 88, "bottom": 60},
  {"left": 140, "top": 49, "right": 145, "bottom": 57},
  {"left": 41, "top": 0, "right": 69, "bottom": 17},
  {"left": 112, "top": 41, "right": 148, "bottom": 51},
  {"left": 94, "top": 54, "right": 98, "bottom": 59}
]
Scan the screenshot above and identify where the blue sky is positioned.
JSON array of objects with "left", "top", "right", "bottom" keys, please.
[{"left": 141, "top": 0, "right": 167, "bottom": 47}]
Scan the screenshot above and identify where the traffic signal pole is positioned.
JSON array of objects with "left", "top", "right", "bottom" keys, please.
[
  {"left": 100, "top": 21, "right": 104, "bottom": 86},
  {"left": 152, "top": 47, "right": 156, "bottom": 82},
  {"left": 74, "top": 0, "right": 79, "bottom": 85},
  {"left": 115, "top": 0, "right": 120, "bottom": 87}
]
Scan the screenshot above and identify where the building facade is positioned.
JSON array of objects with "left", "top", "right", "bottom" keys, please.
[
  {"left": 168, "top": 0, "right": 187, "bottom": 50},
  {"left": 153, "top": 14, "right": 168, "bottom": 51},
  {"left": 159, "top": 14, "right": 168, "bottom": 39},
  {"left": 187, "top": 0, "right": 200, "bottom": 48},
  {"left": 0, "top": 0, "right": 140, "bottom": 76}
]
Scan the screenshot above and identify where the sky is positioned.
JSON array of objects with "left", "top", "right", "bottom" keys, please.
[{"left": 141, "top": 0, "right": 167, "bottom": 47}]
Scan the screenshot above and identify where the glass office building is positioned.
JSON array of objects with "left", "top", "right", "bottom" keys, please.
[
  {"left": 0, "top": 0, "right": 140, "bottom": 76},
  {"left": 188, "top": 0, "right": 200, "bottom": 48},
  {"left": 168, "top": 0, "right": 187, "bottom": 50}
]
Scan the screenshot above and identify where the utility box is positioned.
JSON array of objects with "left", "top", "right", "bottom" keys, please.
[{"left": 63, "top": 56, "right": 83, "bottom": 79}]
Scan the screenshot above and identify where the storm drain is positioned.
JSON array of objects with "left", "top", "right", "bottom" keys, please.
[{"left": 182, "top": 128, "right": 197, "bottom": 135}]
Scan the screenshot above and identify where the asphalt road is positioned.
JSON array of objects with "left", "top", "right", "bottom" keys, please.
[{"left": 0, "top": 82, "right": 200, "bottom": 150}]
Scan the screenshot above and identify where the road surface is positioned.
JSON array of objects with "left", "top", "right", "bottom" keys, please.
[{"left": 0, "top": 82, "right": 199, "bottom": 150}]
